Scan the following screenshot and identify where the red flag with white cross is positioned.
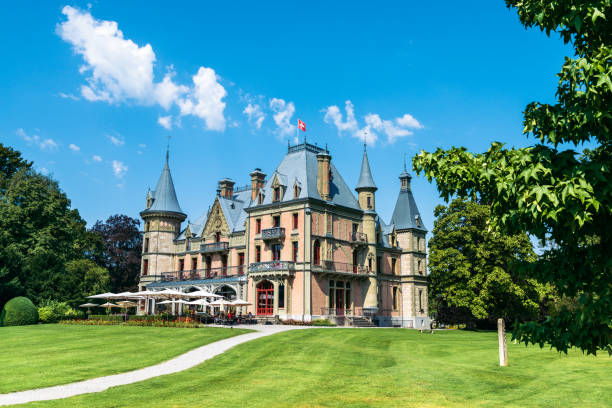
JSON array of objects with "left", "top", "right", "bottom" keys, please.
[{"left": 298, "top": 119, "right": 306, "bottom": 132}]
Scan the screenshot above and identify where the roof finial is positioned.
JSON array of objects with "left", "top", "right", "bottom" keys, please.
[
  {"left": 166, "top": 135, "right": 171, "bottom": 164},
  {"left": 362, "top": 129, "right": 368, "bottom": 151},
  {"left": 403, "top": 153, "right": 407, "bottom": 172}
]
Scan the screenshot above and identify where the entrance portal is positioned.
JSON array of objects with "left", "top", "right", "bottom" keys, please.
[{"left": 256, "top": 280, "right": 274, "bottom": 315}]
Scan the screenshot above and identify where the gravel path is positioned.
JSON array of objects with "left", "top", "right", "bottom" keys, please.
[{"left": 0, "top": 325, "right": 302, "bottom": 406}]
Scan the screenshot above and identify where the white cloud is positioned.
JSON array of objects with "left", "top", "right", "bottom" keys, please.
[
  {"left": 157, "top": 115, "right": 172, "bottom": 130},
  {"left": 58, "top": 92, "right": 79, "bottom": 100},
  {"left": 323, "top": 101, "right": 423, "bottom": 145},
  {"left": 107, "top": 134, "right": 124, "bottom": 146},
  {"left": 17, "top": 128, "right": 59, "bottom": 150},
  {"left": 58, "top": 7, "right": 226, "bottom": 131},
  {"left": 69, "top": 143, "right": 80, "bottom": 152},
  {"left": 243, "top": 103, "right": 265, "bottom": 129},
  {"left": 139, "top": 143, "right": 146, "bottom": 148},
  {"left": 323, "top": 100, "right": 358, "bottom": 134},
  {"left": 112, "top": 160, "right": 127, "bottom": 178},
  {"left": 269, "top": 98, "right": 295, "bottom": 137},
  {"left": 92, "top": 154, "right": 102, "bottom": 162},
  {"left": 396, "top": 113, "right": 423, "bottom": 129},
  {"left": 178, "top": 67, "right": 227, "bottom": 131}
]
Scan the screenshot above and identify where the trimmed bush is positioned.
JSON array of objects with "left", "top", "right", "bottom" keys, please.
[
  {"left": 312, "top": 318, "right": 336, "bottom": 327},
  {"left": 1, "top": 297, "right": 38, "bottom": 326}
]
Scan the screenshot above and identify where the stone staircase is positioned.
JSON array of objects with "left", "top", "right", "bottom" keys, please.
[{"left": 350, "top": 316, "right": 377, "bottom": 327}]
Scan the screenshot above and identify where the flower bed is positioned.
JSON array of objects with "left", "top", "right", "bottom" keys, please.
[{"left": 60, "top": 318, "right": 203, "bottom": 328}]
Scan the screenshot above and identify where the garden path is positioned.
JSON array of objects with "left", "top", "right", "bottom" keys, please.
[{"left": 0, "top": 324, "right": 307, "bottom": 406}]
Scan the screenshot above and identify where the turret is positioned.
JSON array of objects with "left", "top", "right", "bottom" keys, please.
[{"left": 355, "top": 144, "right": 377, "bottom": 211}]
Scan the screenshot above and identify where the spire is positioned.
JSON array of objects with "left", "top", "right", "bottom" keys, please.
[
  {"left": 355, "top": 145, "right": 377, "bottom": 191},
  {"left": 391, "top": 165, "right": 425, "bottom": 231},
  {"left": 399, "top": 154, "right": 412, "bottom": 191},
  {"left": 141, "top": 151, "right": 185, "bottom": 216}
]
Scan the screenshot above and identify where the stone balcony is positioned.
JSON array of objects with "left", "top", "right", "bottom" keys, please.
[
  {"left": 261, "top": 227, "right": 285, "bottom": 241},
  {"left": 199, "top": 242, "right": 229, "bottom": 253},
  {"left": 350, "top": 232, "right": 368, "bottom": 246},
  {"left": 248, "top": 260, "right": 295, "bottom": 278}
]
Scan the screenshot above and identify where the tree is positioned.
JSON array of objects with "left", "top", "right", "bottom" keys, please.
[
  {"left": 413, "top": 1, "right": 611, "bottom": 354},
  {"left": 90, "top": 215, "right": 142, "bottom": 293},
  {"left": 61, "top": 259, "right": 110, "bottom": 307},
  {"left": 0, "top": 169, "right": 96, "bottom": 307},
  {"left": 428, "top": 199, "right": 555, "bottom": 328}
]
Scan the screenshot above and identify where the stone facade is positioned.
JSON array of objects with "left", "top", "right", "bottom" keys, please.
[{"left": 138, "top": 142, "right": 430, "bottom": 328}]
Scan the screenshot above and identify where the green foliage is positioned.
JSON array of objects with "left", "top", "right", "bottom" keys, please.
[
  {"left": 37, "top": 300, "right": 84, "bottom": 324},
  {"left": 61, "top": 259, "right": 110, "bottom": 307},
  {"left": 312, "top": 318, "right": 336, "bottom": 326},
  {"left": 0, "top": 296, "right": 38, "bottom": 326},
  {"left": 428, "top": 199, "right": 555, "bottom": 328},
  {"left": 413, "top": 1, "right": 611, "bottom": 354}
]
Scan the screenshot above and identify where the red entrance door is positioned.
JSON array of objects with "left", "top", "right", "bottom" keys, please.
[{"left": 257, "top": 280, "right": 274, "bottom": 315}]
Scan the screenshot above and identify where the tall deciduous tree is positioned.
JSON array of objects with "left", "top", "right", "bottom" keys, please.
[
  {"left": 0, "top": 144, "right": 96, "bottom": 308},
  {"left": 429, "top": 199, "right": 555, "bottom": 328},
  {"left": 414, "top": 1, "right": 611, "bottom": 354},
  {"left": 90, "top": 215, "right": 142, "bottom": 293}
]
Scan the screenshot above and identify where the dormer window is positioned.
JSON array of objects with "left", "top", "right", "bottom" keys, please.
[
  {"left": 215, "top": 231, "right": 221, "bottom": 242},
  {"left": 258, "top": 192, "right": 264, "bottom": 205},
  {"left": 186, "top": 238, "right": 191, "bottom": 251},
  {"left": 294, "top": 184, "right": 299, "bottom": 198},
  {"left": 273, "top": 187, "right": 281, "bottom": 202}
]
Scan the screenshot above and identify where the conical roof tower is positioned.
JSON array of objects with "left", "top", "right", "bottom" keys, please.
[
  {"left": 355, "top": 144, "right": 377, "bottom": 191},
  {"left": 141, "top": 148, "right": 186, "bottom": 218},
  {"left": 390, "top": 162, "right": 426, "bottom": 232}
]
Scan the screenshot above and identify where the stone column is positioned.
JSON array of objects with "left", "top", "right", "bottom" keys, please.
[{"left": 273, "top": 280, "right": 280, "bottom": 316}]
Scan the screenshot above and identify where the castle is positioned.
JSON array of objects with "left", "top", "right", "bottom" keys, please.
[{"left": 138, "top": 142, "right": 429, "bottom": 328}]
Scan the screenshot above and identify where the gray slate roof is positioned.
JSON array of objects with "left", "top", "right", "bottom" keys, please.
[
  {"left": 355, "top": 148, "right": 377, "bottom": 190},
  {"left": 249, "top": 144, "right": 360, "bottom": 211},
  {"left": 142, "top": 161, "right": 185, "bottom": 216},
  {"left": 390, "top": 182, "right": 427, "bottom": 232}
]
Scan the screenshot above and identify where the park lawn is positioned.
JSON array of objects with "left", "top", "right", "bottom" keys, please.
[
  {"left": 0, "top": 324, "right": 250, "bottom": 394},
  {"left": 22, "top": 329, "right": 611, "bottom": 408}
]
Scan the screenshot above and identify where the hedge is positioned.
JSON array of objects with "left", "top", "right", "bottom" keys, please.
[{"left": 1, "top": 297, "right": 39, "bottom": 327}]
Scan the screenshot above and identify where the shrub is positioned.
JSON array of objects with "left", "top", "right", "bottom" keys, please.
[
  {"left": 280, "top": 319, "right": 312, "bottom": 326},
  {"left": 37, "top": 300, "right": 84, "bottom": 323},
  {"left": 312, "top": 319, "right": 336, "bottom": 327},
  {"left": 1, "top": 297, "right": 38, "bottom": 326}
]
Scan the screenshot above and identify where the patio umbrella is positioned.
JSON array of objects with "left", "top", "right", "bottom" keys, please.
[
  {"left": 87, "top": 292, "right": 117, "bottom": 299},
  {"left": 110, "top": 291, "right": 143, "bottom": 300},
  {"left": 187, "top": 290, "right": 222, "bottom": 299},
  {"left": 210, "top": 299, "right": 234, "bottom": 306},
  {"left": 230, "top": 299, "right": 251, "bottom": 306},
  {"left": 187, "top": 299, "right": 211, "bottom": 306},
  {"left": 99, "top": 302, "right": 120, "bottom": 315},
  {"left": 78, "top": 302, "right": 98, "bottom": 315},
  {"left": 156, "top": 289, "right": 189, "bottom": 298}
]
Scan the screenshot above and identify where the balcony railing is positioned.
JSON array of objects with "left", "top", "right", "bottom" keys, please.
[
  {"left": 249, "top": 261, "right": 295, "bottom": 273},
  {"left": 350, "top": 232, "right": 368, "bottom": 244},
  {"left": 199, "top": 242, "right": 229, "bottom": 253},
  {"left": 261, "top": 227, "right": 285, "bottom": 241},
  {"left": 159, "top": 265, "right": 245, "bottom": 282},
  {"left": 311, "top": 261, "right": 370, "bottom": 275}
]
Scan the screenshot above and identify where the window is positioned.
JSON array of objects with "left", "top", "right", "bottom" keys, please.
[
  {"left": 255, "top": 246, "right": 261, "bottom": 263},
  {"left": 273, "top": 187, "right": 281, "bottom": 202},
  {"left": 292, "top": 241, "right": 298, "bottom": 262},
  {"left": 142, "top": 259, "right": 148, "bottom": 276},
  {"left": 258, "top": 193, "right": 263, "bottom": 205},
  {"left": 255, "top": 219, "right": 261, "bottom": 234},
  {"left": 391, "top": 258, "right": 397, "bottom": 275},
  {"left": 278, "top": 283, "right": 285, "bottom": 308},
  {"left": 222, "top": 255, "right": 228, "bottom": 276},
  {"left": 205, "top": 256, "right": 212, "bottom": 276},
  {"left": 292, "top": 213, "right": 298, "bottom": 229},
  {"left": 192, "top": 257, "right": 197, "bottom": 271},
  {"left": 419, "top": 289, "right": 424, "bottom": 313},
  {"left": 367, "top": 196, "right": 372, "bottom": 209},
  {"left": 393, "top": 287, "right": 399, "bottom": 310},
  {"left": 376, "top": 256, "right": 382, "bottom": 274},
  {"left": 352, "top": 251, "right": 359, "bottom": 274},
  {"left": 327, "top": 214, "right": 332, "bottom": 234},
  {"left": 313, "top": 240, "right": 321, "bottom": 265},
  {"left": 368, "top": 257, "right": 372, "bottom": 272},
  {"left": 256, "top": 280, "right": 274, "bottom": 315},
  {"left": 144, "top": 238, "right": 149, "bottom": 253},
  {"left": 238, "top": 253, "right": 245, "bottom": 275},
  {"left": 179, "top": 259, "right": 185, "bottom": 271},
  {"left": 215, "top": 232, "right": 221, "bottom": 242},
  {"left": 186, "top": 238, "right": 191, "bottom": 251},
  {"left": 273, "top": 215, "right": 280, "bottom": 228},
  {"left": 418, "top": 260, "right": 423, "bottom": 275},
  {"left": 294, "top": 184, "right": 299, "bottom": 198},
  {"left": 329, "top": 280, "right": 351, "bottom": 315},
  {"left": 272, "top": 244, "right": 281, "bottom": 261}
]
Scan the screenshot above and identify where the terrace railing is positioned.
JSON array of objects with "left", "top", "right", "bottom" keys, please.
[
  {"left": 249, "top": 261, "right": 295, "bottom": 273},
  {"left": 350, "top": 232, "right": 368, "bottom": 244},
  {"left": 261, "top": 227, "right": 285, "bottom": 241},
  {"left": 159, "top": 265, "right": 245, "bottom": 282},
  {"left": 199, "top": 242, "right": 229, "bottom": 253},
  {"left": 311, "top": 261, "right": 369, "bottom": 275}
]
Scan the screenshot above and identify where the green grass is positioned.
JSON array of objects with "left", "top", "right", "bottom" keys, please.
[
  {"left": 0, "top": 324, "right": 249, "bottom": 393},
  {"left": 21, "top": 329, "right": 611, "bottom": 408}
]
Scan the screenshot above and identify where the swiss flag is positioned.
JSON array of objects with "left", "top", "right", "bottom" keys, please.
[{"left": 298, "top": 119, "right": 306, "bottom": 132}]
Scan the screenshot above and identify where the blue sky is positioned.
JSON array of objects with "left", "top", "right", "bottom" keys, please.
[{"left": 0, "top": 1, "right": 570, "bottom": 232}]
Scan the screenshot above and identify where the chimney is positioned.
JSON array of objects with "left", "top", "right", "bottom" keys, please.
[
  {"left": 218, "top": 178, "right": 235, "bottom": 198},
  {"left": 250, "top": 168, "right": 266, "bottom": 201},
  {"left": 317, "top": 151, "right": 332, "bottom": 201}
]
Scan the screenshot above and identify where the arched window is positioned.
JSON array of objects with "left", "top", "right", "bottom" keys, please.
[
  {"left": 256, "top": 280, "right": 274, "bottom": 315},
  {"left": 313, "top": 240, "right": 321, "bottom": 265}
]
